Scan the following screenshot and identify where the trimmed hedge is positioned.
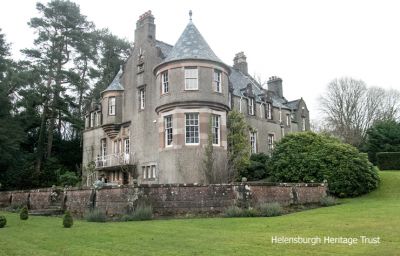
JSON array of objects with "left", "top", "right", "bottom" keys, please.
[{"left": 377, "top": 152, "right": 400, "bottom": 170}]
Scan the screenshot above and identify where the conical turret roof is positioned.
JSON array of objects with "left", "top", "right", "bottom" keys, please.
[
  {"left": 101, "top": 67, "right": 124, "bottom": 95},
  {"left": 162, "top": 21, "right": 223, "bottom": 64}
]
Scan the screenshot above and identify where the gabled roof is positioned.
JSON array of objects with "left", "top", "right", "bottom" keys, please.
[
  {"left": 229, "top": 67, "right": 293, "bottom": 109},
  {"left": 102, "top": 67, "right": 124, "bottom": 94},
  {"left": 285, "top": 99, "right": 301, "bottom": 110},
  {"left": 155, "top": 40, "right": 173, "bottom": 59},
  {"left": 162, "top": 21, "right": 223, "bottom": 64}
]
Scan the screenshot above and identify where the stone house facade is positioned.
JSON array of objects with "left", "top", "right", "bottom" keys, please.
[{"left": 82, "top": 11, "right": 310, "bottom": 186}]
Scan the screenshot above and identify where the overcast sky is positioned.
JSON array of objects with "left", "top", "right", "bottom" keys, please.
[{"left": 1, "top": 0, "right": 400, "bottom": 119}]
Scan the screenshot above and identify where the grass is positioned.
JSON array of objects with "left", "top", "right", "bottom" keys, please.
[{"left": 1, "top": 171, "right": 399, "bottom": 256}]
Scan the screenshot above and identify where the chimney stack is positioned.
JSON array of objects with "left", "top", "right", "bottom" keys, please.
[
  {"left": 267, "top": 76, "right": 283, "bottom": 98},
  {"left": 135, "top": 10, "right": 156, "bottom": 43},
  {"left": 233, "top": 52, "right": 248, "bottom": 74}
]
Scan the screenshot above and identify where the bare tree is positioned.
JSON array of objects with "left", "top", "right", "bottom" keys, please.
[{"left": 319, "top": 77, "right": 400, "bottom": 147}]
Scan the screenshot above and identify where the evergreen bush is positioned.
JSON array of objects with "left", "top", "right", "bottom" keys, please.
[
  {"left": 0, "top": 215, "right": 6, "bottom": 228},
  {"left": 270, "top": 132, "right": 380, "bottom": 197},
  {"left": 63, "top": 211, "right": 73, "bottom": 228},
  {"left": 20, "top": 206, "right": 28, "bottom": 220},
  {"left": 376, "top": 152, "right": 400, "bottom": 170}
]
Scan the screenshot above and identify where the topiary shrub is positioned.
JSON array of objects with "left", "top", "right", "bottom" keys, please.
[
  {"left": 320, "top": 196, "right": 338, "bottom": 207},
  {"left": 63, "top": 211, "right": 73, "bottom": 228},
  {"left": 0, "top": 215, "right": 6, "bottom": 228},
  {"left": 20, "top": 206, "right": 29, "bottom": 220},
  {"left": 376, "top": 152, "right": 400, "bottom": 170},
  {"left": 85, "top": 209, "right": 107, "bottom": 222},
  {"left": 270, "top": 132, "right": 380, "bottom": 197},
  {"left": 258, "top": 202, "right": 283, "bottom": 217}
]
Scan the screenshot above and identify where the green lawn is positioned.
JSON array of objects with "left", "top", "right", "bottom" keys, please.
[{"left": 1, "top": 171, "right": 399, "bottom": 256}]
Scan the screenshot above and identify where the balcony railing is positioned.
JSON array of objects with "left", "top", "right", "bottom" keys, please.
[{"left": 95, "top": 153, "right": 131, "bottom": 168}]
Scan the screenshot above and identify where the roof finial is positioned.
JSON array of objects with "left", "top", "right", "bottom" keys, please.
[{"left": 189, "top": 10, "right": 192, "bottom": 21}]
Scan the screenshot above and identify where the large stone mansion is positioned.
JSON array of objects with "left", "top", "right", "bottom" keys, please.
[{"left": 82, "top": 11, "right": 310, "bottom": 186}]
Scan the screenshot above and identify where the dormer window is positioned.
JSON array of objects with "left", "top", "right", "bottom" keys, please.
[
  {"left": 213, "top": 70, "right": 222, "bottom": 93},
  {"left": 161, "top": 71, "right": 169, "bottom": 94},
  {"left": 185, "top": 67, "right": 198, "bottom": 90},
  {"left": 108, "top": 97, "right": 116, "bottom": 116},
  {"left": 248, "top": 98, "right": 255, "bottom": 115},
  {"left": 266, "top": 102, "right": 272, "bottom": 120}
]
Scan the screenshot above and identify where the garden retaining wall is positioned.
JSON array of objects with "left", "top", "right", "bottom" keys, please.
[{"left": 0, "top": 183, "right": 327, "bottom": 217}]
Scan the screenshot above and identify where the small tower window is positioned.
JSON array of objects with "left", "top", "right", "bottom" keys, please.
[
  {"left": 161, "top": 71, "right": 169, "bottom": 94},
  {"left": 164, "top": 115, "right": 173, "bottom": 147},
  {"left": 211, "top": 114, "right": 220, "bottom": 145},
  {"left": 213, "top": 70, "right": 222, "bottom": 93},
  {"left": 185, "top": 67, "right": 198, "bottom": 90},
  {"left": 108, "top": 97, "right": 116, "bottom": 116}
]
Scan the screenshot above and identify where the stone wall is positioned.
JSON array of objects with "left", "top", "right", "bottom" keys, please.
[{"left": 0, "top": 182, "right": 327, "bottom": 217}]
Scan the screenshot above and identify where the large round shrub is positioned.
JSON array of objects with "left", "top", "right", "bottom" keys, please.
[
  {"left": 0, "top": 215, "right": 6, "bottom": 228},
  {"left": 270, "top": 132, "right": 379, "bottom": 197}
]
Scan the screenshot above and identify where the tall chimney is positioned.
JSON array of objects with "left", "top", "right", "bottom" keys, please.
[
  {"left": 233, "top": 52, "right": 248, "bottom": 74},
  {"left": 135, "top": 10, "right": 156, "bottom": 43},
  {"left": 267, "top": 76, "right": 283, "bottom": 98}
]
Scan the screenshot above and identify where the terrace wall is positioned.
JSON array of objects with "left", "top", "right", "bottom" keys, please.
[{"left": 0, "top": 183, "right": 327, "bottom": 217}]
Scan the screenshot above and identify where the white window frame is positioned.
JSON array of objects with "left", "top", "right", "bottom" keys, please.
[
  {"left": 266, "top": 102, "right": 272, "bottom": 119},
  {"left": 101, "top": 139, "right": 107, "bottom": 158},
  {"left": 185, "top": 113, "right": 199, "bottom": 145},
  {"left": 213, "top": 70, "right": 222, "bottom": 93},
  {"left": 286, "top": 114, "right": 290, "bottom": 126},
  {"left": 248, "top": 98, "right": 255, "bottom": 115},
  {"left": 90, "top": 112, "right": 95, "bottom": 128},
  {"left": 108, "top": 97, "right": 116, "bottom": 116},
  {"left": 139, "top": 88, "right": 145, "bottom": 110},
  {"left": 302, "top": 117, "right": 306, "bottom": 131},
  {"left": 151, "top": 165, "right": 156, "bottom": 179},
  {"left": 164, "top": 115, "right": 173, "bottom": 147},
  {"left": 185, "top": 67, "right": 198, "bottom": 90},
  {"left": 161, "top": 71, "right": 169, "bottom": 94},
  {"left": 211, "top": 114, "right": 220, "bottom": 146},
  {"left": 96, "top": 111, "right": 101, "bottom": 126},
  {"left": 250, "top": 131, "right": 257, "bottom": 154},
  {"left": 268, "top": 134, "right": 275, "bottom": 151}
]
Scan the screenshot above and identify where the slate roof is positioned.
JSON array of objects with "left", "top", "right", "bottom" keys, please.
[
  {"left": 102, "top": 67, "right": 124, "bottom": 93},
  {"left": 155, "top": 40, "right": 173, "bottom": 59},
  {"left": 162, "top": 21, "right": 223, "bottom": 64},
  {"left": 229, "top": 67, "right": 292, "bottom": 109},
  {"left": 285, "top": 99, "right": 301, "bottom": 110}
]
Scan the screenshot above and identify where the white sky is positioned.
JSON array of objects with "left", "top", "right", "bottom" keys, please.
[{"left": 1, "top": 0, "right": 400, "bottom": 120}]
